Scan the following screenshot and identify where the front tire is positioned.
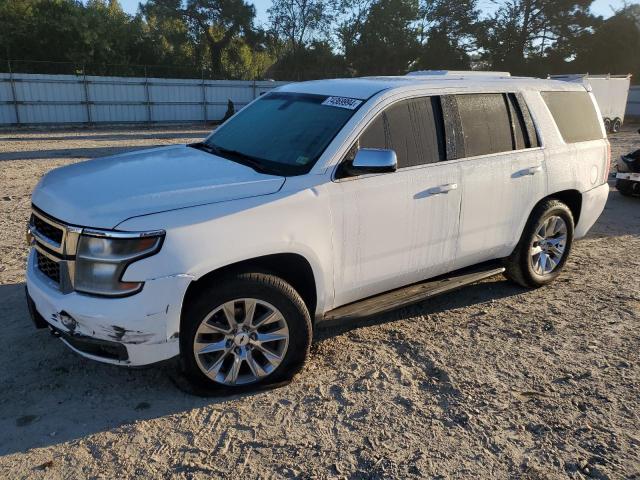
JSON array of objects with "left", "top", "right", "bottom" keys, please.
[
  {"left": 504, "top": 200, "right": 575, "bottom": 288},
  {"left": 180, "top": 273, "right": 312, "bottom": 392}
]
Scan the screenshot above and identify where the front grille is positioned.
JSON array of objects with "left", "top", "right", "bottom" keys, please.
[
  {"left": 36, "top": 251, "right": 61, "bottom": 284},
  {"left": 32, "top": 213, "right": 64, "bottom": 244}
]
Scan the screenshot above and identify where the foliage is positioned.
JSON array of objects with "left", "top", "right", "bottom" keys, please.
[
  {"left": 572, "top": 4, "right": 640, "bottom": 80},
  {"left": 345, "top": 0, "right": 420, "bottom": 75},
  {"left": 0, "top": 0, "right": 638, "bottom": 81}
]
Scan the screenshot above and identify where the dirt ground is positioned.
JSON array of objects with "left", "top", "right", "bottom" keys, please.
[{"left": 0, "top": 124, "right": 639, "bottom": 479}]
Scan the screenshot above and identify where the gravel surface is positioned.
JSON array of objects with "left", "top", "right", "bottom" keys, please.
[{"left": 0, "top": 124, "right": 639, "bottom": 479}]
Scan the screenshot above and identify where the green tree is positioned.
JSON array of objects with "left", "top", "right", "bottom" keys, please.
[
  {"left": 415, "top": 0, "right": 480, "bottom": 70},
  {"left": 268, "top": 0, "right": 334, "bottom": 51},
  {"left": 0, "top": 0, "right": 84, "bottom": 66},
  {"left": 479, "top": 0, "right": 596, "bottom": 75},
  {"left": 346, "top": 0, "right": 420, "bottom": 75},
  {"left": 182, "top": 0, "right": 257, "bottom": 77},
  {"left": 140, "top": 0, "right": 197, "bottom": 71},
  {"left": 573, "top": 4, "right": 640, "bottom": 79}
]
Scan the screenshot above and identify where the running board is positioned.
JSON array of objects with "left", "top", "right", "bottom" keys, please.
[{"left": 323, "top": 265, "right": 505, "bottom": 322}]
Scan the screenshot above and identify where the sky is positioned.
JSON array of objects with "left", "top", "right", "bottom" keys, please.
[{"left": 115, "top": 0, "right": 633, "bottom": 27}]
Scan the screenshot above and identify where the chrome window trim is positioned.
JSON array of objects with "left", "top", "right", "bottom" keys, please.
[{"left": 82, "top": 228, "right": 166, "bottom": 239}]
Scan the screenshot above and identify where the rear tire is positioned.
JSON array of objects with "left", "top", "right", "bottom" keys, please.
[
  {"left": 180, "top": 273, "right": 312, "bottom": 392},
  {"left": 504, "top": 200, "right": 575, "bottom": 288},
  {"left": 604, "top": 118, "right": 612, "bottom": 133}
]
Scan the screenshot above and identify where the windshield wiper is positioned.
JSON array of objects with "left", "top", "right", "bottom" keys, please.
[
  {"left": 188, "top": 142, "right": 217, "bottom": 154},
  {"left": 189, "top": 141, "right": 275, "bottom": 175},
  {"left": 207, "top": 143, "right": 273, "bottom": 174}
]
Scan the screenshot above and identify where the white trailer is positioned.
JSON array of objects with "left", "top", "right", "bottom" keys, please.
[{"left": 550, "top": 74, "right": 632, "bottom": 133}]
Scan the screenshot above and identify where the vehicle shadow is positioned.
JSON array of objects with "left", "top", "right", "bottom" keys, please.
[
  {"left": 588, "top": 185, "right": 640, "bottom": 237},
  {"left": 315, "top": 276, "right": 524, "bottom": 342},
  {"left": 0, "top": 274, "right": 524, "bottom": 456},
  {"left": 0, "top": 282, "right": 266, "bottom": 457}
]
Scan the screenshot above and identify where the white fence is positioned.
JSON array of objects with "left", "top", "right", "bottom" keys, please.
[
  {"left": 0, "top": 72, "right": 289, "bottom": 125},
  {"left": 628, "top": 86, "right": 640, "bottom": 119},
  {"left": 1, "top": 72, "right": 638, "bottom": 125}
]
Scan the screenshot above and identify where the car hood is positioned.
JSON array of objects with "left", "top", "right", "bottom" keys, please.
[{"left": 31, "top": 145, "right": 285, "bottom": 229}]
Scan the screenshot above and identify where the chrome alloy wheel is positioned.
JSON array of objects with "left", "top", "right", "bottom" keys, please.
[
  {"left": 193, "top": 298, "right": 289, "bottom": 386},
  {"left": 530, "top": 215, "right": 568, "bottom": 276}
]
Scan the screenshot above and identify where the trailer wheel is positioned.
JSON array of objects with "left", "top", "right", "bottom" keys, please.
[
  {"left": 611, "top": 118, "right": 622, "bottom": 134},
  {"left": 616, "top": 179, "right": 637, "bottom": 197},
  {"left": 604, "top": 118, "right": 612, "bottom": 133}
]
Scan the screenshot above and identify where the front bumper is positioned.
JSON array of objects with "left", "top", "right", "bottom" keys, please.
[{"left": 26, "top": 249, "right": 191, "bottom": 366}]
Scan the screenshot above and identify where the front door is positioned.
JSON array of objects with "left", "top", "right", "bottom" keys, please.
[{"left": 329, "top": 96, "right": 462, "bottom": 308}]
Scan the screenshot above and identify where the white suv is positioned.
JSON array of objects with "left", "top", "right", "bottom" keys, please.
[{"left": 26, "top": 74, "right": 610, "bottom": 391}]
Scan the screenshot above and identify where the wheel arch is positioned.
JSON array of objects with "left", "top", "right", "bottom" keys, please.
[
  {"left": 181, "top": 253, "right": 319, "bottom": 327},
  {"left": 510, "top": 189, "right": 582, "bottom": 255},
  {"left": 547, "top": 189, "right": 582, "bottom": 226}
]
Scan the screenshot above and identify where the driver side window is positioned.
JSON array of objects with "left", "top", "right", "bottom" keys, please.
[{"left": 349, "top": 97, "right": 446, "bottom": 169}]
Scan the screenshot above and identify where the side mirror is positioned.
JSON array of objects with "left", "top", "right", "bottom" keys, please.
[{"left": 344, "top": 148, "right": 397, "bottom": 176}]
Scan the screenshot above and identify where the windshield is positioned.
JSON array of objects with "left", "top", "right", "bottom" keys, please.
[{"left": 203, "top": 92, "right": 363, "bottom": 176}]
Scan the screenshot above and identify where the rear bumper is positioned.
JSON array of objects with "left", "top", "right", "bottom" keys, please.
[
  {"left": 575, "top": 182, "right": 609, "bottom": 239},
  {"left": 25, "top": 249, "right": 191, "bottom": 366}
]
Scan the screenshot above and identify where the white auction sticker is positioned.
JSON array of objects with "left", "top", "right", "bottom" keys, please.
[{"left": 321, "top": 96, "right": 363, "bottom": 110}]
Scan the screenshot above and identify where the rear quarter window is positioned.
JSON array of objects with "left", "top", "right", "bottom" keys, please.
[{"left": 541, "top": 91, "right": 603, "bottom": 143}]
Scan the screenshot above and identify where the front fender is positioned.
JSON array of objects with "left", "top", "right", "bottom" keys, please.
[{"left": 116, "top": 186, "right": 334, "bottom": 316}]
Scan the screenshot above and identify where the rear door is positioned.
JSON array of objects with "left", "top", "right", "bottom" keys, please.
[{"left": 445, "top": 93, "right": 547, "bottom": 269}]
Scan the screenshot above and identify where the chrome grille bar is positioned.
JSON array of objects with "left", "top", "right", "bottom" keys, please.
[{"left": 29, "top": 207, "right": 82, "bottom": 294}]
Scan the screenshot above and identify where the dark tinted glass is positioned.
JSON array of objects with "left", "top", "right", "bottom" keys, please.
[
  {"left": 512, "top": 93, "right": 540, "bottom": 148},
  {"left": 541, "top": 91, "right": 603, "bottom": 143},
  {"left": 507, "top": 94, "right": 527, "bottom": 150},
  {"left": 207, "top": 92, "right": 359, "bottom": 175},
  {"left": 358, "top": 97, "right": 445, "bottom": 168},
  {"left": 359, "top": 114, "right": 387, "bottom": 150},
  {"left": 456, "top": 94, "right": 513, "bottom": 157}
]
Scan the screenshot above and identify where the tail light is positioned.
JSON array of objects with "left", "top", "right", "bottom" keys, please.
[{"left": 605, "top": 139, "right": 612, "bottom": 180}]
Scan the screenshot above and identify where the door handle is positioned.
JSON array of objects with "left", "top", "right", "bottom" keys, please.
[
  {"left": 414, "top": 183, "right": 458, "bottom": 199},
  {"left": 435, "top": 183, "right": 458, "bottom": 193},
  {"left": 526, "top": 166, "right": 543, "bottom": 175},
  {"left": 428, "top": 183, "right": 458, "bottom": 195}
]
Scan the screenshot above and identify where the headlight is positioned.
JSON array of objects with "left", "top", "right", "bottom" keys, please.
[{"left": 74, "top": 230, "right": 164, "bottom": 297}]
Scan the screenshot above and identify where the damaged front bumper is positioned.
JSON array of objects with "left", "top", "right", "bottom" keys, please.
[{"left": 25, "top": 249, "right": 191, "bottom": 366}]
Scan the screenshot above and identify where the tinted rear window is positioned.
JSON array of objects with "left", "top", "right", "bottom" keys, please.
[
  {"left": 456, "top": 94, "right": 513, "bottom": 157},
  {"left": 541, "top": 91, "right": 603, "bottom": 143}
]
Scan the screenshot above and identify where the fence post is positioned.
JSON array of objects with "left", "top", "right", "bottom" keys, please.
[
  {"left": 7, "top": 60, "right": 20, "bottom": 125},
  {"left": 144, "top": 66, "right": 152, "bottom": 123},
  {"left": 82, "top": 65, "right": 92, "bottom": 124},
  {"left": 252, "top": 78, "right": 257, "bottom": 100},
  {"left": 201, "top": 68, "right": 207, "bottom": 124}
]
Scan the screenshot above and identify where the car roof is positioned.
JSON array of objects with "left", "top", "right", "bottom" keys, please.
[{"left": 276, "top": 75, "right": 587, "bottom": 100}]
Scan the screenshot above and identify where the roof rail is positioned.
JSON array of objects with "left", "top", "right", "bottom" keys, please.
[
  {"left": 407, "top": 70, "right": 511, "bottom": 77},
  {"left": 549, "top": 73, "right": 632, "bottom": 80}
]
